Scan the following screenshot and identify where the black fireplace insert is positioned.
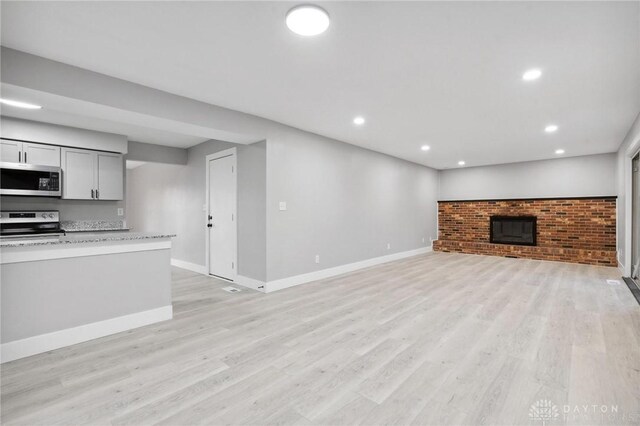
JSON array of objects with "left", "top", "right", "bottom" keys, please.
[{"left": 490, "top": 216, "right": 537, "bottom": 246}]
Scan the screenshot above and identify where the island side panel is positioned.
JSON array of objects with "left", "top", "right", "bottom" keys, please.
[{"left": 1, "top": 247, "right": 172, "bottom": 346}]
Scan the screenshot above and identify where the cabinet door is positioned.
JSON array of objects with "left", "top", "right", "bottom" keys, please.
[
  {"left": 62, "top": 148, "right": 95, "bottom": 200},
  {"left": 0, "top": 139, "right": 23, "bottom": 163},
  {"left": 23, "top": 142, "right": 61, "bottom": 167},
  {"left": 96, "top": 152, "right": 123, "bottom": 200}
]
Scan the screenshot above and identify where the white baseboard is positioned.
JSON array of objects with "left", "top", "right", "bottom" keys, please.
[
  {"left": 171, "top": 258, "right": 207, "bottom": 275},
  {"left": 265, "top": 246, "right": 432, "bottom": 293},
  {"left": 171, "top": 247, "right": 432, "bottom": 294},
  {"left": 1, "top": 305, "right": 173, "bottom": 363},
  {"left": 170, "top": 260, "right": 266, "bottom": 292},
  {"left": 235, "top": 275, "right": 266, "bottom": 292}
]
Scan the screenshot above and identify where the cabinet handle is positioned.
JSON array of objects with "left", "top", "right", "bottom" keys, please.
[
  {"left": 96, "top": 189, "right": 99, "bottom": 199},
  {"left": 24, "top": 152, "right": 27, "bottom": 163},
  {"left": 18, "top": 151, "right": 21, "bottom": 163},
  {"left": 91, "top": 189, "right": 95, "bottom": 199}
]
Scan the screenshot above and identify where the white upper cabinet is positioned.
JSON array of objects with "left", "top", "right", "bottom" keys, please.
[
  {"left": 0, "top": 139, "right": 61, "bottom": 166},
  {"left": 62, "top": 148, "right": 96, "bottom": 200},
  {"left": 61, "top": 148, "right": 123, "bottom": 200},
  {"left": 0, "top": 139, "right": 22, "bottom": 163},
  {"left": 96, "top": 152, "right": 124, "bottom": 200},
  {"left": 22, "top": 142, "right": 61, "bottom": 167}
]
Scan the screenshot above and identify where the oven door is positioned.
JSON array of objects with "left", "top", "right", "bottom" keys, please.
[
  {"left": 0, "top": 162, "right": 61, "bottom": 197},
  {"left": 0, "top": 222, "right": 64, "bottom": 238}
]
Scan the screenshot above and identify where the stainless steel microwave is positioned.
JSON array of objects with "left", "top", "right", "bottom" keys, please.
[{"left": 0, "top": 162, "right": 62, "bottom": 197}]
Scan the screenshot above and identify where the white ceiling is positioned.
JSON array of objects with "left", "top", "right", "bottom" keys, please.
[{"left": 1, "top": 1, "right": 639, "bottom": 169}]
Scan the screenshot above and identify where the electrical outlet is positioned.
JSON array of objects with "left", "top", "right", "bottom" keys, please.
[
  {"left": 117, "top": 208, "right": 124, "bottom": 216},
  {"left": 387, "top": 243, "right": 391, "bottom": 250},
  {"left": 279, "top": 201, "right": 287, "bottom": 211},
  {"left": 315, "top": 255, "right": 320, "bottom": 264}
]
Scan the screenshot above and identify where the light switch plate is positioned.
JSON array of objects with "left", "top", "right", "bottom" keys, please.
[
  {"left": 117, "top": 208, "right": 124, "bottom": 216},
  {"left": 279, "top": 201, "right": 287, "bottom": 211}
]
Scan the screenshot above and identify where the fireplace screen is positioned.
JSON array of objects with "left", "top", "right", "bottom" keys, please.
[{"left": 490, "top": 216, "right": 537, "bottom": 246}]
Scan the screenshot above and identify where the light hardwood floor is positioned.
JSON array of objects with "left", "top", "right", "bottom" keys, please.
[{"left": 1, "top": 252, "right": 639, "bottom": 425}]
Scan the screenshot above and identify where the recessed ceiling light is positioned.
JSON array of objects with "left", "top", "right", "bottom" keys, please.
[
  {"left": 555, "top": 149, "right": 565, "bottom": 155},
  {"left": 522, "top": 68, "right": 542, "bottom": 81},
  {"left": 421, "top": 145, "right": 430, "bottom": 151},
  {"left": 0, "top": 98, "right": 42, "bottom": 109},
  {"left": 545, "top": 124, "right": 559, "bottom": 133},
  {"left": 353, "top": 116, "right": 365, "bottom": 125},
  {"left": 286, "top": 5, "right": 330, "bottom": 36},
  {"left": 458, "top": 160, "right": 466, "bottom": 166}
]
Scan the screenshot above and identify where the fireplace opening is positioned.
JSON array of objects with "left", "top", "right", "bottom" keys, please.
[{"left": 490, "top": 216, "right": 537, "bottom": 246}]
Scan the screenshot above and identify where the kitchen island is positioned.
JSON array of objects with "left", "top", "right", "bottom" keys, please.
[{"left": 0, "top": 231, "right": 175, "bottom": 362}]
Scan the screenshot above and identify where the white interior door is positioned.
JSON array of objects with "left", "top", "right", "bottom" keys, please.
[{"left": 208, "top": 153, "right": 237, "bottom": 280}]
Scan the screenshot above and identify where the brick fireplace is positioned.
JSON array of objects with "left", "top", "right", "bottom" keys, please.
[{"left": 433, "top": 197, "right": 617, "bottom": 266}]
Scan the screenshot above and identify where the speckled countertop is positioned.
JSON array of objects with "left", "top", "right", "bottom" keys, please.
[
  {"left": 0, "top": 232, "right": 175, "bottom": 248},
  {"left": 60, "top": 220, "right": 129, "bottom": 232}
]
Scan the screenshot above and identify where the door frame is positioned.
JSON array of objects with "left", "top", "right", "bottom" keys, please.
[
  {"left": 623, "top": 136, "right": 640, "bottom": 277},
  {"left": 205, "top": 148, "right": 238, "bottom": 281},
  {"left": 631, "top": 152, "right": 640, "bottom": 280}
]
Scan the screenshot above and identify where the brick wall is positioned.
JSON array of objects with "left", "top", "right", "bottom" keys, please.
[{"left": 433, "top": 197, "right": 617, "bottom": 266}]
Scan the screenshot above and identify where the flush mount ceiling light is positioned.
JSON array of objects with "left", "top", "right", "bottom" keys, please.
[
  {"left": 522, "top": 68, "right": 542, "bottom": 81},
  {"left": 353, "top": 116, "right": 365, "bottom": 125},
  {"left": 555, "top": 149, "right": 565, "bottom": 155},
  {"left": 286, "top": 5, "right": 330, "bottom": 36},
  {"left": 421, "top": 145, "right": 430, "bottom": 151},
  {"left": 545, "top": 124, "right": 559, "bottom": 133},
  {"left": 458, "top": 160, "right": 466, "bottom": 166},
  {"left": 0, "top": 98, "right": 42, "bottom": 109}
]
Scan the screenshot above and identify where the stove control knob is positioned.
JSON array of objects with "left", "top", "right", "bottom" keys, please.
[
  {"left": 49, "top": 214, "right": 55, "bottom": 218},
  {"left": 42, "top": 213, "right": 47, "bottom": 219}
]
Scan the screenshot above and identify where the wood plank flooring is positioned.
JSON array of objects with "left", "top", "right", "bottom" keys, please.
[{"left": 2, "top": 252, "right": 639, "bottom": 425}]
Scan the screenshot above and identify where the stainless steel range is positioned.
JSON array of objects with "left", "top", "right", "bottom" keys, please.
[{"left": 0, "top": 210, "right": 64, "bottom": 238}]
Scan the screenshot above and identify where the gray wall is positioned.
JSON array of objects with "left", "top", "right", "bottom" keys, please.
[
  {"left": 616, "top": 112, "right": 640, "bottom": 272},
  {"left": 127, "top": 140, "right": 187, "bottom": 165},
  {"left": 439, "top": 153, "right": 617, "bottom": 201},
  {"left": 0, "top": 197, "right": 124, "bottom": 221},
  {"left": 266, "top": 132, "right": 438, "bottom": 281},
  {"left": 1, "top": 118, "right": 126, "bottom": 221},
  {"left": 127, "top": 133, "right": 439, "bottom": 283},
  {"left": 1, "top": 248, "right": 171, "bottom": 343},
  {"left": 127, "top": 140, "right": 267, "bottom": 281}
]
